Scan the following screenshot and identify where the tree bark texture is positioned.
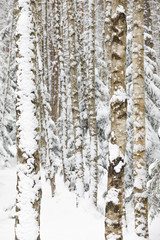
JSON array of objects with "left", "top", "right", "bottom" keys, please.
[
  {"left": 133, "top": 0, "right": 149, "bottom": 238},
  {"left": 88, "top": 0, "right": 98, "bottom": 207},
  {"left": 15, "top": 0, "right": 41, "bottom": 239},
  {"left": 105, "top": 1, "right": 127, "bottom": 239},
  {"left": 68, "top": 0, "right": 84, "bottom": 200}
]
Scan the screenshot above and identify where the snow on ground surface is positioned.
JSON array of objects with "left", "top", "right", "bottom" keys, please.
[
  {"left": 0, "top": 167, "right": 16, "bottom": 239},
  {"left": 0, "top": 167, "right": 160, "bottom": 240},
  {"left": 41, "top": 173, "right": 104, "bottom": 240}
]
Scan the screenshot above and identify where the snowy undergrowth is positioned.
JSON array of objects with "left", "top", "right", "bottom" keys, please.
[{"left": 0, "top": 167, "right": 160, "bottom": 240}]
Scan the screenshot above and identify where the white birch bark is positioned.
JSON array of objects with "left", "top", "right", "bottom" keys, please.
[
  {"left": 133, "top": 0, "right": 149, "bottom": 238},
  {"left": 60, "top": 0, "right": 69, "bottom": 185},
  {"left": 15, "top": 0, "right": 41, "bottom": 239},
  {"left": 105, "top": 0, "right": 127, "bottom": 239},
  {"left": 68, "top": 0, "right": 84, "bottom": 200},
  {"left": 88, "top": 0, "right": 98, "bottom": 207},
  {"left": 103, "top": 0, "right": 112, "bottom": 85}
]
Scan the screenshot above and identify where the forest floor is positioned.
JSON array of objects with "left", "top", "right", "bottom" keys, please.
[{"left": 0, "top": 167, "right": 159, "bottom": 240}]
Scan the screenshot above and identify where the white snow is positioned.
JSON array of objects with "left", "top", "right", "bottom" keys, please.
[
  {"left": 0, "top": 167, "right": 160, "bottom": 240},
  {"left": 114, "top": 160, "right": 125, "bottom": 173},
  {"left": 107, "top": 233, "right": 121, "bottom": 240},
  {"left": 15, "top": 1, "right": 42, "bottom": 239},
  {"left": 16, "top": 0, "right": 39, "bottom": 157},
  {"left": 41, "top": 173, "right": 104, "bottom": 240},
  {"left": 109, "top": 142, "right": 124, "bottom": 164},
  {"left": 158, "top": 127, "right": 160, "bottom": 138},
  {"left": 16, "top": 164, "right": 41, "bottom": 240},
  {"left": 110, "top": 86, "right": 127, "bottom": 104},
  {"left": 106, "top": 188, "right": 120, "bottom": 205},
  {"left": 0, "top": 168, "right": 16, "bottom": 240},
  {"left": 116, "top": 5, "right": 125, "bottom": 14},
  {"left": 133, "top": 144, "right": 145, "bottom": 152}
]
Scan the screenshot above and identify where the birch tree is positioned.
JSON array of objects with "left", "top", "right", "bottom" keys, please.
[
  {"left": 49, "top": 0, "right": 59, "bottom": 128},
  {"left": 144, "top": 0, "right": 160, "bottom": 221},
  {"left": 105, "top": 0, "right": 127, "bottom": 239},
  {"left": 59, "top": 0, "right": 69, "bottom": 185},
  {"left": 0, "top": 0, "right": 16, "bottom": 167},
  {"left": 150, "top": 0, "right": 160, "bottom": 75},
  {"left": 36, "top": 0, "right": 47, "bottom": 168},
  {"left": 88, "top": 0, "right": 98, "bottom": 206},
  {"left": 15, "top": 0, "right": 41, "bottom": 239},
  {"left": 144, "top": 0, "right": 158, "bottom": 80},
  {"left": 103, "top": 0, "right": 112, "bottom": 85},
  {"left": 68, "top": 0, "right": 84, "bottom": 201},
  {"left": 132, "top": 0, "right": 149, "bottom": 238}
]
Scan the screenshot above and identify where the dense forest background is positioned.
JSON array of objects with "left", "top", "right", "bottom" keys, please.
[{"left": 0, "top": 0, "right": 160, "bottom": 239}]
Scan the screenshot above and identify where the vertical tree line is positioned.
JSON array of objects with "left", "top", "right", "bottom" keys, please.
[
  {"left": 0, "top": 0, "right": 160, "bottom": 239},
  {"left": 15, "top": 0, "right": 41, "bottom": 239}
]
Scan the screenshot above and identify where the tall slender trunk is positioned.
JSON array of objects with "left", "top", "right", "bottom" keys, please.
[
  {"left": 15, "top": 0, "right": 41, "bottom": 239},
  {"left": 150, "top": 0, "right": 160, "bottom": 75},
  {"left": 36, "top": 0, "right": 47, "bottom": 166},
  {"left": 103, "top": 0, "right": 112, "bottom": 85},
  {"left": 76, "top": 0, "right": 89, "bottom": 190},
  {"left": 56, "top": 0, "right": 63, "bottom": 119},
  {"left": 76, "top": 0, "right": 87, "bottom": 103},
  {"left": 144, "top": 0, "right": 156, "bottom": 70},
  {"left": 67, "top": 0, "right": 84, "bottom": 201},
  {"left": 132, "top": 0, "right": 149, "bottom": 238},
  {"left": 42, "top": 0, "right": 57, "bottom": 195},
  {"left": 88, "top": 0, "right": 98, "bottom": 207},
  {"left": 105, "top": 1, "right": 127, "bottom": 239},
  {"left": 60, "top": 0, "right": 68, "bottom": 185},
  {"left": 49, "top": 0, "right": 59, "bottom": 128},
  {"left": 42, "top": 0, "right": 50, "bottom": 167},
  {"left": 144, "top": 0, "right": 159, "bottom": 87}
]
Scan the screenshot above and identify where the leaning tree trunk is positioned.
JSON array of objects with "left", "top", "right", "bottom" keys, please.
[
  {"left": 105, "top": 0, "right": 127, "bottom": 239},
  {"left": 15, "top": 0, "right": 41, "bottom": 240},
  {"left": 132, "top": 0, "right": 149, "bottom": 238}
]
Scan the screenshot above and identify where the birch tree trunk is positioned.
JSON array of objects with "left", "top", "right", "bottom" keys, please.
[
  {"left": 88, "top": 0, "right": 98, "bottom": 207},
  {"left": 144, "top": 0, "right": 157, "bottom": 71},
  {"left": 68, "top": 0, "right": 84, "bottom": 201},
  {"left": 15, "top": 0, "right": 41, "bottom": 239},
  {"left": 105, "top": 1, "right": 127, "bottom": 239},
  {"left": 150, "top": 0, "right": 160, "bottom": 76},
  {"left": 76, "top": 0, "right": 88, "bottom": 120},
  {"left": 35, "top": 0, "right": 47, "bottom": 168},
  {"left": 42, "top": 0, "right": 57, "bottom": 196},
  {"left": 60, "top": 0, "right": 68, "bottom": 185},
  {"left": 132, "top": 0, "right": 149, "bottom": 238},
  {"left": 42, "top": 0, "right": 51, "bottom": 171},
  {"left": 49, "top": 0, "right": 59, "bottom": 128},
  {"left": 76, "top": 0, "right": 88, "bottom": 103},
  {"left": 103, "top": 0, "right": 112, "bottom": 85}
]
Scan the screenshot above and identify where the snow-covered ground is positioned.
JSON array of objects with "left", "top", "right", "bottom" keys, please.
[
  {"left": 0, "top": 167, "right": 160, "bottom": 240},
  {"left": 0, "top": 167, "right": 16, "bottom": 239}
]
